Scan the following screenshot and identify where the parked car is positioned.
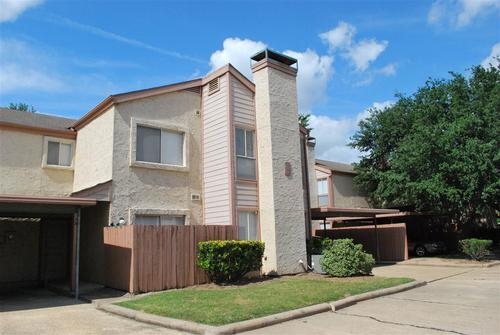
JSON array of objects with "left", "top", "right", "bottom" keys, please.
[{"left": 408, "top": 241, "right": 447, "bottom": 257}]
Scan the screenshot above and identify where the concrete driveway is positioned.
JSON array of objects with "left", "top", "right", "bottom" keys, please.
[
  {"left": 242, "top": 265, "right": 500, "bottom": 335},
  {"left": 0, "top": 289, "right": 189, "bottom": 335}
]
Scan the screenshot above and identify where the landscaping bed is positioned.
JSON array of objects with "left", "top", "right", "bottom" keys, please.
[{"left": 116, "top": 274, "right": 413, "bottom": 326}]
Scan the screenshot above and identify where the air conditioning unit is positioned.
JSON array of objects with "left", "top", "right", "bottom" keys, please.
[{"left": 191, "top": 193, "right": 201, "bottom": 201}]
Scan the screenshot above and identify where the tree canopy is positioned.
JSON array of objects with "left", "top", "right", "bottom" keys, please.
[
  {"left": 350, "top": 64, "right": 500, "bottom": 229},
  {"left": 8, "top": 102, "right": 36, "bottom": 113}
]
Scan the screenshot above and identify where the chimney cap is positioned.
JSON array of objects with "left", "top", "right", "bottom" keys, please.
[{"left": 251, "top": 49, "right": 297, "bottom": 66}]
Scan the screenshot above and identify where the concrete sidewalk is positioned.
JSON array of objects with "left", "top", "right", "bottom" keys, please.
[{"left": 241, "top": 265, "right": 500, "bottom": 335}]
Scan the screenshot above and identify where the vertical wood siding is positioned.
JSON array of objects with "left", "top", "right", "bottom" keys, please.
[
  {"left": 202, "top": 74, "right": 232, "bottom": 225},
  {"left": 104, "top": 225, "right": 236, "bottom": 293},
  {"left": 314, "top": 223, "right": 408, "bottom": 261}
]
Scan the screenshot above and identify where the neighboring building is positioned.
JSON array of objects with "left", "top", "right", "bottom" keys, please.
[
  {"left": 315, "top": 159, "right": 369, "bottom": 208},
  {"left": 0, "top": 49, "right": 314, "bottom": 290}
]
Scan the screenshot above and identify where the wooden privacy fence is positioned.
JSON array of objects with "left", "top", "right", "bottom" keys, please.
[
  {"left": 103, "top": 225, "right": 236, "bottom": 293},
  {"left": 314, "top": 223, "right": 408, "bottom": 262}
]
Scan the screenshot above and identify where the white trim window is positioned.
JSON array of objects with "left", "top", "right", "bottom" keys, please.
[
  {"left": 235, "top": 128, "right": 256, "bottom": 180},
  {"left": 135, "top": 215, "right": 185, "bottom": 226},
  {"left": 42, "top": 137, "right": 74, "bottom": 169},
  {"left": 136, "top": 125, "right": 184, "bottom": 166},
  {"left": 238, "top": 211, "right": 258, "bottom": 240},
  {"left": 317, "top": 178, "right": 329, "bottom": 207}
]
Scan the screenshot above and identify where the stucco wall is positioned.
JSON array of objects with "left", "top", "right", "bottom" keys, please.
[
  {"left": 333, "top": 173, "right": 369, "bottom": 208},
  {"left": 73, "top": 107, "right": 115, "bottom": 192},
  {"left": 0, "top": 129, "right": 73, "bottom": 196},
  {"left": 253, "top": 63, "right": 307, "bottom": 275},
  {"left": 110, "top": 91, "right": 202, "bottom": 226}
]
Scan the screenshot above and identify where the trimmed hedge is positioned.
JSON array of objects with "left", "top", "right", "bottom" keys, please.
[
  {"left": 459, "top": 238, "right": 492, "bottom": 261},
  {"left": 197, "top": 240, "right": 265, "bottom": 284},
  {"left": 320, "top": 238, "right": 375, "bottom": 277}
]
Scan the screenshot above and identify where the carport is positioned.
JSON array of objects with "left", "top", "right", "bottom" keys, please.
[
  {"left": 311, "top": 207, "right": 405, "bottom": 262},
  {"left": 0, "top": 195, "right": 96, "bottom": 298}
]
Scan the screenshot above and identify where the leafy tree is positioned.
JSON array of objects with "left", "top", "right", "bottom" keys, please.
[
  {"left": 8, "top": 102, "right": 36, "bottom": 112},
  {"left": 298, "top": 113, "right": 312, "bottom": 131},
  {"left": 350, "top": 64, "right": 500, "bottom": 232}
]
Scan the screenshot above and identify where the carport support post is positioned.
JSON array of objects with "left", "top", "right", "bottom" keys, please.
[
  {"left": 374, "top": 217, "right": 380, "bottom": 262},
  {"left": 75, "top": 208, "right": 81, "bottom": 300}
]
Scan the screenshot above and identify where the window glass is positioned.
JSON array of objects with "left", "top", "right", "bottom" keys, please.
[
  {"left": 135, "top": 215, "right": 160, "bottom": 225},
  {"left": 161, "top": 130, "right": 183, "bottom": 166},
  {"left": 235, "top": 128, "right": 245, "bottom": 156},
  {"left": 238, "top": 212, "right": 258, "bottom": 240},
  {"left": 318, "top": 195, "right": 329, "bottom": 207},
  {"left": 237, "top": 157, "right": 256, "bottom": 180},
  {"left": 137, "top": 125, "right": 161, "bottom": 163},
  {"left": 317, "top": 178, "right": 329, "bottom": 206},
  {"left": 136, "top": 215, "right": 185, "bottom": 226},
  {"left": 59, "top": 143, "right": 72, "bottom": 166},
  {"left": 47, "top": 141, "right": 59, "bottom": 165},
  {"left": 245, "top": 131, "right": 254, "bottom": 157}
]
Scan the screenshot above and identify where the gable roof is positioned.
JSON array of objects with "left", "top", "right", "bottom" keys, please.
[
  {"left": 0, "top": 108, "right": 76, "bottom": 139},
  {"left": 0, "top": 108, "right": 75, "bottom": 130},
  {"left": 316, "top": 159, "right": 356, "bottom": 175}
]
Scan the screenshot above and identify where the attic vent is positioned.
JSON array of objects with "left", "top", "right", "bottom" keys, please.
[
  {"left": 191, "top": 193, "right": 201, "bottom": 201},
  {"left": 208, "top": 78, "right": 220, "bottom": 94}
]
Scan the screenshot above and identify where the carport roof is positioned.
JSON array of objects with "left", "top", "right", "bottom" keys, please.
[
  {"left": 0, "top": 195, "right": 97, "bottom": 206},
  {"left": 311, "top": 207, "right": 400, "bottom": 220}
]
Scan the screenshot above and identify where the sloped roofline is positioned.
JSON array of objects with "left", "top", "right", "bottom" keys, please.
[{"left": 72, "top": 64, "right": 255, "bottom": 130}]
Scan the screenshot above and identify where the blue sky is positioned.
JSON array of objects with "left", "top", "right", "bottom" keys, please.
[{"left": 1, "top": 0, "right": 499, "bottom": 163}]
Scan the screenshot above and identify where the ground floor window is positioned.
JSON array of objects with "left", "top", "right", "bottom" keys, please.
[
  {"left": 238, "top": 211, "right": 258, "bottom": 240},
  {"left": 135, "top": 215, "right": 185, "bottom": 226}
]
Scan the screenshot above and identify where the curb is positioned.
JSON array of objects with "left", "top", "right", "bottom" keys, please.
[
  {"left": 394, "top": 260, "right": 500, "bottom": 268},
  {"left": 97, "top": 280, "right": 426, "bottom": 335}
]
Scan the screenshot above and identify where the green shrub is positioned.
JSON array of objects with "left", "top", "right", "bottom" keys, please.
[
  {"left": 459, "top": 238, "right": 492, "bottom": 261},
  {"left": 320, "top": 238, "right": 375, "bottom": 277},
  {"left": 309, "top": 237, "right": 334, "bottom": 254},
  {"left": 197, "top": 240, "right": 265, "bottom": 284}
]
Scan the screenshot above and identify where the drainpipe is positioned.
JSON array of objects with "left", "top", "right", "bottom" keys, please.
[{"left": 75, "top": 208, "right": 81, "bottom": 300}]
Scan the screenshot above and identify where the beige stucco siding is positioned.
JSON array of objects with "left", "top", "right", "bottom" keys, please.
[
  {"left": 110, "top": 91, "right": 202, "bottom": 226},
  {"left": 73, "top": 107, "right": 115, "bottom": 192},
  {"left": 332, "top": 173, "right": 369, "bottom": 208},
  {"left": 202, "top": 74, "right": 232, "bottom": 225},
  {"left": 0, "top": 130, "right": 73, "bottom": 196}
]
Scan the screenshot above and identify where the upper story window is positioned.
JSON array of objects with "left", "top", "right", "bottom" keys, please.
[
  {"left": 42, "top": 137, "right": 74, "bottom": 169},
  {"left": 317, "top": 178, "right": 329, "bottom": 207},
  {"left": 235, "top": 127, "right": 256, "bottom": 180},
  {"left": 136, "top": 125, "right": 184, "bottom": 166},
  {"left": 135, "top": 214, "right": 185, "bottom": 226}
]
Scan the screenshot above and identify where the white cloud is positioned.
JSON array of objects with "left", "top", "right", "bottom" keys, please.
[
  {"left": 319, "top": 21, "right": 356, "bottom": 50},
  {"left": 0, "top": 0, "right": 43, "bottom": 22},
  {"left": 481, "top": 42, "right": 500, "bottom": 68},
  {"left": 377, "top": 63, "right": 397, "bottom": 76},
  {"left": 428, "top": 0, "right": 500, "bottom": 28},
  {"left": 209, "top": 37, "right": 267, "bottom": 78},
  {"left": 0, "top": 38, "right": 64, "bottom": 93},
  {"left": 283, "top": 49, "right": 333, "bottom": 113},
  {"left": 347, "top": 39, "right": 388, "bottom": 72},
  {"left": 311, "top": 100, "right": 394, "bottom": 163},
  {"left": 209, "top": 38, "right": 334, "bottom": 113},
  {"left": 320, "top": 22, "right": 388, "bottom": 72}
]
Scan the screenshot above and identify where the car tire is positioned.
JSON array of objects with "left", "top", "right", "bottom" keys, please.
[{"left": 414, "top": 245, "right": 427, "bottom": 257}]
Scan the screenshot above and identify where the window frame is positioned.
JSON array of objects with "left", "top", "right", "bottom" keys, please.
[
  {"left": 235, "top": 127, "right": 257, "bottom": 181},
  {"left": 237, "top": 210, "right": 259, "bottom": 241},
  {"left": 42, "top": 136, "right": 75, "bottom": 170},
  {"left": 130, "top": 209, "right": 190, "bottom": 225},
  {"left": 317, "top": 177, "right": 330, "bottom": 207},
  {"left": 130, "top": 118, "right": 189, "bottom": 172}
]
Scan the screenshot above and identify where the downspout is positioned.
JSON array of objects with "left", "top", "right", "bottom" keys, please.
[{"left": 75, "top": 208, "right": 81, "bottom": 300}]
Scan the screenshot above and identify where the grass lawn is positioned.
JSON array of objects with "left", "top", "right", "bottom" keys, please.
[{"left": 117, "top": 275, "right": 413, "bottom": 325}]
